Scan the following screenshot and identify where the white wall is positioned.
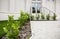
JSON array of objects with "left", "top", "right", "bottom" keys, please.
[
  {"left": 0, "top": 0, "right": 8, "bottom": 12},
  {"left": 25, "top": 0, "right": 32, "bottom": 13},
  {"left": 0, "top": 0, "right": 21, "bottom": 20},
  {"left": 15, "top": 0, "right": 25, "bottom": 13},
  {"left": 6, "top": 0, "right": 25, "bottom": 13},
  {"left": 2, "top": 0, "right": 32, "bottom": 13},
  {"left": 42, "top": 0, "right": 60, "bottom": 20},
  {"left": 30, "top": 21, "right": 60, "bottom": 39},
  {"left": 56, "top": 0, "right": 60, "bottom": 20},
  {"left": 0, "top": 13, "right": 20, "bottom": 20},
  {"left": 0, "top": 0, "right": 60, "bottom": 20},
  {"left": 42, "top": 0, "right": 55, "bottom": 12},
  {"left": 0, "top": 0, "right": 32, "bottom": 20}
]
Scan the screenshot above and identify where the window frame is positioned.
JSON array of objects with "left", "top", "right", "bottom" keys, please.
[{"left": 31, "top": 0, "right": 42, "bottom": 13}]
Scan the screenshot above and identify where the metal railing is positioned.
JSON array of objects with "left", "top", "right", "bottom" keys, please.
[
  {"left": 41, "top": 7, "right": 55, "bottom": 14},
  {"left": 30, "top": 7, "right": 55, "bottom": 21}
]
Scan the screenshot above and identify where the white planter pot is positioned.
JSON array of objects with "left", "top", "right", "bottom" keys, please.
[{"left": 30, "top": 21, "right": 60, "bottom": 39}]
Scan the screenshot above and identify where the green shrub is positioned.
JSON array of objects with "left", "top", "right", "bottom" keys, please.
[
  {"left": 18, "top": 16, "right": 25, "bottom": 28},
  {"left": 36, "top": 14, "right": 40, "bottom": 20},
  {"left": 31, "top": 15, "right": 34, "bottom": 21},
  {"left": 25, "top": 13, "right": 30, "bottom": 21},
  {"left": 0, "top": 21, "right": 8, "bottom": 38},
  {"left": 46, "top": 14, "right": 50, "bottom": 20},
  {"left": 3, "top": 15, "right": 19, "bottom": 39},
  {"left": 52, "top": 13, "right": 57, "bottom": 20},
  {"left": 18, "top": 11, "right": 30, "bottom": 28},
  {"left": 41, "top": 14, "right": 45, "bottom": 20}
]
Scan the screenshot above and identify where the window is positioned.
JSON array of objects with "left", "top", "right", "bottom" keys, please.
[
  {"left": 32, "top": 0, "right": 42, "bottom": 13},
  {"left": 32, "top": 3, "right": 36, "bottom": 13},
  {"left": 37, "top": 3, "right": 41, "bottom": 13}
]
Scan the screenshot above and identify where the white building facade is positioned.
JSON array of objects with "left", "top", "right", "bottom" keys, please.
[{"left": 0, "top": 0, "right": 60, "bottom": 20}]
